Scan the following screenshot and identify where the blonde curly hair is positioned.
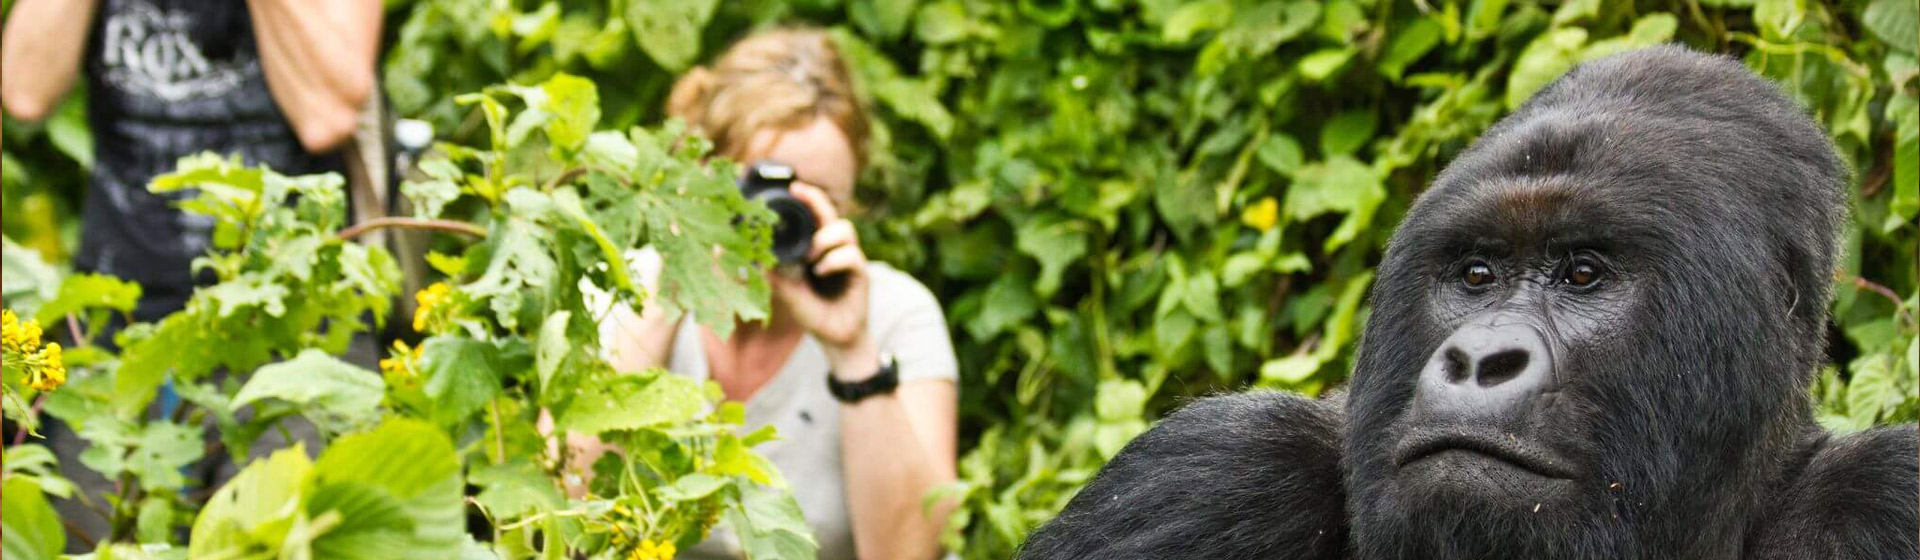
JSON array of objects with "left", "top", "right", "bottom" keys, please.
[{"left": 666, "top": 28, "right": 869, "bottom": 169}]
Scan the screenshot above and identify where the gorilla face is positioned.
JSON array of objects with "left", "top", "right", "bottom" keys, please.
[{"left": 1343, "top": 48, "right": 1844, "bottom": 559}]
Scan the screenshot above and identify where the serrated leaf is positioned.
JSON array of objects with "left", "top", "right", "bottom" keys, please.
[{"left": 658, "top": 473, "right": 731, "bottom": 502}]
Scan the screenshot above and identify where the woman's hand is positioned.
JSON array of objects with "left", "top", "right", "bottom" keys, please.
[{"left": 774, "top": 182, "right": 879, "bottom": 378}]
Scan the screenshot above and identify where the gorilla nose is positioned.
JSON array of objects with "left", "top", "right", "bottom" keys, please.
[{"left": 1416, "top": 320, "right": 1553, "bottom": 420}]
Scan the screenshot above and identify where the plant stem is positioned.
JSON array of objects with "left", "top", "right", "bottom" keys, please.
[
  {"left": 12, "top": 394, "right": 46, "bottom": 446},
  {"left": 337, "top": 217, "right": 487, "bottom": 241},
  {"left": 1850, "top": 275, "right": 1917, "bottom": 331}
]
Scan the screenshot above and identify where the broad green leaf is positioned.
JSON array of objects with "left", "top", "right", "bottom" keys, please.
[
  {"left": 35, "top": 272, "right": 141, "bottom": 325},
  {"left": 1864, "top": 0, "right": 1919, "bottom": 54},
  {"left": 536, "top": 310, "right": 574, "bottom": 392},
  {"left": 1163, "top": 0, "right": 1231, "bottom": 43},
  {"left": 1093, "top": 379, "right": 1147, "bottom": 421},
  {"left": 1319, "top": 110, "right": 1378, "bottom": 156},
  {"left": 417, "top": 336, "right": 512, "bottom": 426},
  {"left": 1379, "top": 16, "right": 1444, "bottom": 81},
  {"left": 624, "top": 0, "right": 719, "bottom": 71},
  {"left": 189, "top": 446, "right": 312, "bottom": 559},
  {"left": 127, "top": 421, "right": 205, "bottom": 492},
  {"left": 309, "top": 418, "right": 465, "bottom": 558},
  {"left": 2, "top": 477, "right": 64, "bottom": 560},
  {"left": 1257, "top": 133, "right": 1305, "bottom": 177},
  {"left": 471, "top": 460, "right": 565, "bottom": 520},
  {"left": 558, "top": 371, "right": 703, "bottom": 434},
  {"left": 725, "top": 485, "right": 818, "bottom": 560},
  {"left": 232, "top": 349, "right": 385, "bottom": 435}
]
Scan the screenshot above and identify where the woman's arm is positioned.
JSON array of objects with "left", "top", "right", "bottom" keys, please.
[
  {"left": 831, "top": 341, "right": 960, "bottom": 560},
  {"left": 244, "top": 0, "right": 381, "bottom": 153},
  {"left": 0, "top": 0, "right": 98, "bottom": 121},
  {"left": 779, "top": 183, "right": 958, "bottom": 560}
]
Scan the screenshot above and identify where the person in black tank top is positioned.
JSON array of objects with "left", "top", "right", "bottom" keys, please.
[
  {"left": 1, "top": 0, "right": 381, "bottom": 549},
  {"left": 3, "top": 0, "right": 381, "bottom": 321}
]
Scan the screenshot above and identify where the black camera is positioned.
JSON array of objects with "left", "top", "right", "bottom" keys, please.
[{"left": 738, "top": 161, "right": 850, "bottom": 298}]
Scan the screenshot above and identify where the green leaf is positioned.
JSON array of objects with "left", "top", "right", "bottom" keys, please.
[
  {"left": 471, "top": 460, "right": 564, "bottom": 522},
  {"left": 189, "top": 446, "right": 312, "bottom": 559},
  {"left": 1298, "top": 48, "right": 1355, "bottom": 81},
  {"left": 1507, "top": 28, "right": 1588, "bottom": 109},
  {"left": 1014, "top": 215, "right": 1090, "bottom": 297},
  {"left": 1319, "top": 110, "right": 1378, "bottom": 156},
  {"left": 1379, "top": 16, "right": 1444, "bottom": 81},
  {"left": 536, "top": 310, "right": 574, "bottom": 392},
  {"left": 2, "top": 477, "right": 64, "bottom": 560},
  {"left": 417, "top": 336, "right": 513, "bottom": 426},
  {"left": 558, "top": 371, "right": 704, "bottom": 434},
  {"left": 1163, "top": 0, "right": 1231, "bottom": 43},
  {"left": 726, "top": 485, "right": 818, "bottom": 560},
  {"left": 1260, "top": 354, "right": 1324, "bottom": 384},
  {"left": 1257, "top": 133, "right": 1305, "bottom": 177},
  {"left": 658, "top": 473, "right": 731, "bottom": 502},
  {"left": 624, "top": 0, "right": 719, "bottom": 71},
  {"left": 127, "top": 421, "right": 205, "bottom": 493},
  {"left": 308, "top": 419, "right": 464, "bottom": 558},
  {"left": 1864, "top": 0, "right": 1919, "bottom": 54},
  {"left": 34, "top": 272, "right": 141, "bottom": 325},
  {"left": 1093, "top": 379, "right": 1147, "bottom": 421},
  {"left": 232, "top": 349, "right": 385, "bottom": 435}
]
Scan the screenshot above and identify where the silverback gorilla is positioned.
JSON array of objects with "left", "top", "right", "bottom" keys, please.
[{"left": 1018, "top": 46, "right": 1919, "bottom": 559}]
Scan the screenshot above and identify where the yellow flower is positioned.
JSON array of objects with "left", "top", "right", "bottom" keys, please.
[
  {"left": 1240, "top": 196, "right": 1280, "bottom": 231},
  {"left": 628, "top": 539, "right": 675, "bottom": 560},
  {"left": 412, "top": 283, "right": 454, "bottom": 332},
  {"left": 2, "top": 310, "right": 40, "bottom": 356},
  {"left": 380, "top": 341, "right": 422, "bottom": 382},
  {"left": 28, "top": 342, "right": 65, "bottom": 392}
]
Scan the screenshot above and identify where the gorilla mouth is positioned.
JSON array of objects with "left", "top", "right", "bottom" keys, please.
[{"left": 1395, "top": 431, "right": 1577, "bottom": 480}]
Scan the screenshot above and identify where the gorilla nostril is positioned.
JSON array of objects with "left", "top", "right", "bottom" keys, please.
[
  {"left": 1475, "top": 349, "right": 1530, "bottom": 387},
  {"left": 1443, "top": 348, "right": 1471, "bottom": 384}
]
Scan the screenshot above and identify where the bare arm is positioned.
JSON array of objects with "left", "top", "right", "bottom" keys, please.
[
  {"left": 244, "top": 0, "right": 381, "bottom": 153},
  {"left": 830, "top": 342, "right": 960, "bottom": 560},
  {"left": 0, "top": 0, "right": 98, "bottom": 121}
]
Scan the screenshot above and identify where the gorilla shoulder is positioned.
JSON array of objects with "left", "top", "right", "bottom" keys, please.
[
  {"left": 1752, "top": 425, "right": 1920, "bottom": 559},
  {"left": 1016, "top": 391, "right": 1350, "bottom": 560}
]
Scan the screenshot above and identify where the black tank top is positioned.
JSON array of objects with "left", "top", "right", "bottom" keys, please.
[{"left": 78, "top": 0, "right": 344, "bottom": 321}]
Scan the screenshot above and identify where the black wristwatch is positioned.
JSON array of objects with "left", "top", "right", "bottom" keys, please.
[{"left": 827, "top": 353, "right": 899, "bottom": 404}]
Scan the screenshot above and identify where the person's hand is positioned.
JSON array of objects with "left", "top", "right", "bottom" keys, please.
[{"left": 774, "top": 182, "right": 878, "bottom": 379}]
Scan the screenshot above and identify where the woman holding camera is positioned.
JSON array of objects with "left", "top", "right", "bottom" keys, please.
[{"left": 597, "top": 28, "right": 959, "bottom": 560}]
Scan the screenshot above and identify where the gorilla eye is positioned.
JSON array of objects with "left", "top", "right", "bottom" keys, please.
[
  {"left": 1562, "top": 257, "right": 1604, "bottom": 288},
  {"left": 1461, "top": 262, "right": 1496, "bottom": 288}
]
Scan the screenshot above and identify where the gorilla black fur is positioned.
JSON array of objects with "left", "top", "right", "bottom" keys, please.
[{"left": 1018, "top": 46, "right": 1918, "bottom": 560}]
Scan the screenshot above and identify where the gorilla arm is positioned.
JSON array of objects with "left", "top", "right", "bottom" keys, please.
[
  {"left": 1751, "top": 424, "right": 1919, "bottom": 559},
  {"left": 1017, "top": 391, "right": 1352, "bottom": 560}
]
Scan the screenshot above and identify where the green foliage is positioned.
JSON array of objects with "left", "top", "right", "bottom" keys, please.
[
  {"left": 369, "top": 1, "right": 1915, "bottom": 558},
  {"left": 0, "top": 0, "right": 1913, "bottom": 559},
  {"left": 1, "top": 74, "right": 812, "bottom": 560}
]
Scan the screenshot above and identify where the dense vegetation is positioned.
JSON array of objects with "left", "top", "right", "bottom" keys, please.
[{"left": 2, "top": 0, "right": 1914, "bottom": 559}]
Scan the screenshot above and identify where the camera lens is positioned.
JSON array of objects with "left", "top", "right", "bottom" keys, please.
[{"left": 762, "top": 195, "right": 816, "bottom": 264}]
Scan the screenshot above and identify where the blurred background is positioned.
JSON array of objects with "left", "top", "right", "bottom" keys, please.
[{"left": 3, "top": 0, "right": 1913, "bottom": 558}]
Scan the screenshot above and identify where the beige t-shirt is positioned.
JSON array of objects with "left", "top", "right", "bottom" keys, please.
[{"left": 649, "top": 261, "right": 959, "bottom": 560}]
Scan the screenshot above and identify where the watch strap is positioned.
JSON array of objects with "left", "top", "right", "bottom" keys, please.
[{"left": 827, "top": 354, "right": 899, "bottom": 403}]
